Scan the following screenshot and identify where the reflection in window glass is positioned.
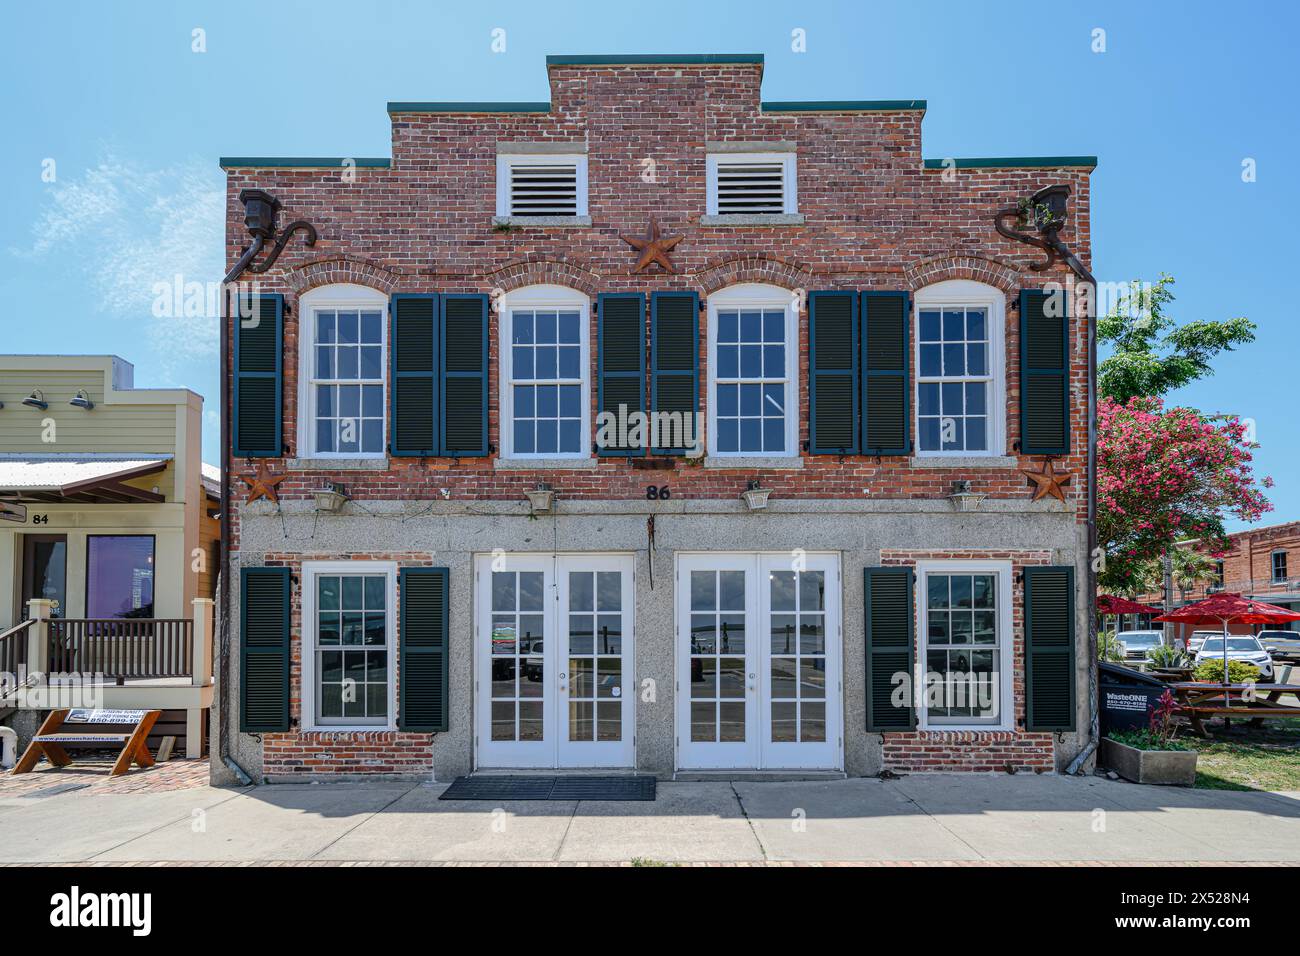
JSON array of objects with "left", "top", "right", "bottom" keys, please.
[
  {"left": 86, "top": 536, "right": 154, "bottom": 619},
  {"left": 313, "top": 308, "right": 385, "bottom": 455},
  {"left": 511, "top": 309, "right": 583, "bottom": 455},
  {"left": 924, "top": 573, "right": 1000, "bottom": 724},
  {"left": 316, "top": 573, "right": 389, "bottom": 725}
]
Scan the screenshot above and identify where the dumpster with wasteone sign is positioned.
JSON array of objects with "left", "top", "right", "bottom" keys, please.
[{"left": 1098, "top": 661, "right": 1167, "bottom": 733}]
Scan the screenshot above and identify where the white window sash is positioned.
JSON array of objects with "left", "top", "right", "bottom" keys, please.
[
  {"left": 913, "top": 283, "right": 1006, "bottom": 458},
  {"left": 299, "top": 561, "right": 398, "bottom": 732},
  {"left": 706, "top": 289, "right": 799, "bottom": 458},
  {"left": 498, "top": 287, "right": 592, "bottom": 460},
  {"left": 915, "top": 560, "right": 1014, "bottom": 732},
  {"left": 297, "top": 286, "right": 389, "bottom": 460}
]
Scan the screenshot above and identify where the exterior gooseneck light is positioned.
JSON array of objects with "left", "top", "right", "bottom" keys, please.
[
  {"left": 222, "top": 189, "right": 319, "bottom": 284},
  {"left": 21, "top": 389, "right": 48, "bottom": 410},
  {"left": 69, "top": 389, "right": 95, "bottom": 410}
]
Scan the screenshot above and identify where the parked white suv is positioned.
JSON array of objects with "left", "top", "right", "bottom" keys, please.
[
  {"left": 1187, "top": 630, "right": 1221, "bottom": 654},
  {"left": 1114, "top": 630, "right": 1164, "bottom": 662},
  {"left": 1193, "top": 635, "right": 1275, "bottom": 681}
]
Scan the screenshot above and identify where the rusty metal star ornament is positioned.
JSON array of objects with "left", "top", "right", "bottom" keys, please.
[
  {"left": 1021, "top": 458, "right": 1073, "bottom": 502},
  {"left": 620, "top": 217, "right": 682, "bottom": 274},
  {"left": 237, "top": 463, "right": 286, "bottom": 504}
]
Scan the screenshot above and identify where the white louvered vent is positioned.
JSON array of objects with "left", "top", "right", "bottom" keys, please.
[
  {"left": 508, "top": 162, "right": 579, "bottom": 217},
  {"left": 714, "top": 159, "right": 787, "bottom": 214}
]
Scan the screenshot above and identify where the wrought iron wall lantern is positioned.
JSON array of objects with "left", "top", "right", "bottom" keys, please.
[
  {"left": 947, "top": 480, "right": 986, "bottom": 513},
  {"left": 222, "top": 189, "right": 319, "bottom": 284}
]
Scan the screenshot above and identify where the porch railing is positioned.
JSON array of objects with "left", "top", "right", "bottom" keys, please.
[
  {"left": 47, "top": 618, "right": 194, "bottom": 681},
  {"left": 0, "top": 619, "right": 34, "bottom": 696}
]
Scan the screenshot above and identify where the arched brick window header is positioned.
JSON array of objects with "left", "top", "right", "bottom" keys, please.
[
  {"left": 284, "top": 258, "right": 400, "bottom": 296},
  {"left": 904, "top": 255, "right": 1020, "bottom": 296}
]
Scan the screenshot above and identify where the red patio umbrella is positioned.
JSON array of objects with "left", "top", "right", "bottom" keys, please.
[
  {"left": 1154, "top": 593, "right": 1300, "bottom": 688},
  {"left": 1097, "top": 594, "right": 1162, "bottom": 615}
]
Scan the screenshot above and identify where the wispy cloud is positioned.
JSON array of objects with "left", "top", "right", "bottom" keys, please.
[{"left": 20, "top": 152, "right": 224, "bottom": 371}]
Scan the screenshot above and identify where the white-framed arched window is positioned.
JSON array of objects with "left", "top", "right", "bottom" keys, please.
[
  {"left": 498, "top": 284, "right": 592, "bottom": 459},
  {"left": 296, "top": 283, "right": 389, "bottom": 459},
  {"left": 913, "top": 279, "right": 1006, "bottom": 457},
  {"left": 706, "top": 283, "right": 799, "bottom": 458}
]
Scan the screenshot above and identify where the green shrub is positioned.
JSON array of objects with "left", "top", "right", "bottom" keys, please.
[
  {"left": 1107, "top": 728, "right": 1193, "bottom": 752},
  {"left": 1098, "top": 631, "right": 1126, "bottom": 662},
  {"left": 1192, "top": 658, "right": 1260, "bottom": 684},
  {"left": 1148, "top": 644, "right": 1191, "bottom": 669}
]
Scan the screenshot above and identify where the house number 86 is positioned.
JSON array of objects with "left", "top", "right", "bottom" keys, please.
[{"left": 645, "top": 485, "right": 671, "bottom": 500}]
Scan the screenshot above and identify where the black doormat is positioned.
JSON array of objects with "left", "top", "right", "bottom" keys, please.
[{"left": 439, "top": 775, "right": 656, "bottom": 801}]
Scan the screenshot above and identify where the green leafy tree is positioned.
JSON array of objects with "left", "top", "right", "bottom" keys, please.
[{"left": 1098, "top": 275, "right": 1256, "bottom": 403}]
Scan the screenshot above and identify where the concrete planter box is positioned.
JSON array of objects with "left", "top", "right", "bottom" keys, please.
[{"left": 1101, "top": 737, "right": 1197, "bottom": 787}]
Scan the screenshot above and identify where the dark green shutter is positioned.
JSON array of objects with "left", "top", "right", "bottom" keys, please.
[
  {"left": 399, "top": 567, "right": 449, "bottom": 732},
  {"left": 1019, "top": 289, "right": 1070, "bottom": 455},
  {"left": 864, "top": 567, "right": 915, "bottom": 731},
  {"left": 650, "top": 291, "right": 699, "bottom": 455},
  {"left": 240, "top": 567, "right": 290, "bottom": 733},
  {"left": 597, "top": 293, "right": 647, "bottom": 457},
  {"left": 232, "top": 294, "right": 283, "bottom": 458},
  {"left": 390, "top": 294, "right": 439, "bottom": 457},
  {"left": 808, "top": 291, "right": 858, "bottom": 455},
  {"left": 861, "top": 292, "right": 910, "bottom": 454},
  {"left": 440, "top": 294, "right": 489, "bottom": 456},
  {"left": 1024, "top": 565, "right": 1076, "bottom": 731}
]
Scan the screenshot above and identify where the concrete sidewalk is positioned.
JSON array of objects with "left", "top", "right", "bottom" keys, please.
[{"left": 1, "top": 774, "right": 1298, "bottom": 865}]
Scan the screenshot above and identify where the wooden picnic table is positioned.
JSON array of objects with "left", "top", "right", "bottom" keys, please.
[{"left": 1168, "top": 682, "right": 1300, "bottom": 736}]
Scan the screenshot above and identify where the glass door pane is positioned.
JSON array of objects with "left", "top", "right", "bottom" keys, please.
[
  {"left": 688, "top": 569, "right": 748, "bottom": 743},
  {"left": 488, "top": 569, "right": 546, "bottom": 744},
  {"left": 558, "top": 557, "right": 635, "bottom": 768}
]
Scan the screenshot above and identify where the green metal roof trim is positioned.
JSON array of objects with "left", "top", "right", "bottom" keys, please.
[
  {"left": 386, "top": 101, "right": 551, "bottom": 113},
  {"left": 922, "top": 156, "right": 1098, "bottom": 169},
  {"left": 218, "top": 157, "right": 391, "bottom": 169},
  {"left": 761, "top": 100, "right": 926, "bottom": 112},
  {"left": 546, "top": 54, "right": 764, "bottom": 66}
]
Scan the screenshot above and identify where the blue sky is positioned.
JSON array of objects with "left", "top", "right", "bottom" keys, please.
[{"left": 1, "top": 0, "right": 1294, "bottom": 528}]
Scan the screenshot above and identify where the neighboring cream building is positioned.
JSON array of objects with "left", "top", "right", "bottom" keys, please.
[{"left": 0, "top": 355, "right": 218, "bottom": 759}]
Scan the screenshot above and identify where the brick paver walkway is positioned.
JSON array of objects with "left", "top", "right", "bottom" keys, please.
[{"left": 0, "top": 757, "right": 209, "bottom": 797}]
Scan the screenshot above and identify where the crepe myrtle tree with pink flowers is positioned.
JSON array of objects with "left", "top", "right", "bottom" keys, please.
[
  {"left": 1097, "top": 397, "right": 1272, "bottom": 593},
  {"left": 1096, "top": 276, "right": 1271, "bottom": 593}
]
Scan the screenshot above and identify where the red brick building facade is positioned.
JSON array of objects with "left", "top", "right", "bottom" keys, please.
[{"left": 215, "top": 54, "right": 1094, "bottom": 783}]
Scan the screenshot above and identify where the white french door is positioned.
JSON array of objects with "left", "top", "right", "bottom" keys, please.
[
  {"left": 475, "top": 554, "right": 635, "bottom": 768},
  {"left": 676, "top": 552, "right": 841, "bottom": 770}
]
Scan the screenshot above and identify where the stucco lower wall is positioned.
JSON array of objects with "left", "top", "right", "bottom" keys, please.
[{"left": 215, "top": 498, "right": 1088, "bottom": 783}]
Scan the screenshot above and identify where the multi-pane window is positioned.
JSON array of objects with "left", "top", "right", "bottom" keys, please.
[
  {"left": 314, "top": 574, "right": 389, "bottom": 725},
  {"left": 490, "top": 570, "right": 546, "bottom": 741},
  {"left": 917, "top": 306, "right": 990, "bottom": 453},
  {"left": 566, "top": 570, "right": 624, "bottom": 743},
  {"left": 923, "top": 572, "right": 1001, "bottom": 725},
  {"left": 509, "top": 309, "right": 584, "bottom": 456},
  {"left": 769, "top": 569, "right": 826, "bottom": 743},
  {"left": 688, "top": 569, "right": 747, "bottom": 743},
  {"left": 1273, "top": 550, "right": 1288, "bottom": 584},
  {"left": 312, "top": 308, "right": 385, "bottom": 455},
  {"left": 714, "top": 307, "right": 789, "bottom": 454}
]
